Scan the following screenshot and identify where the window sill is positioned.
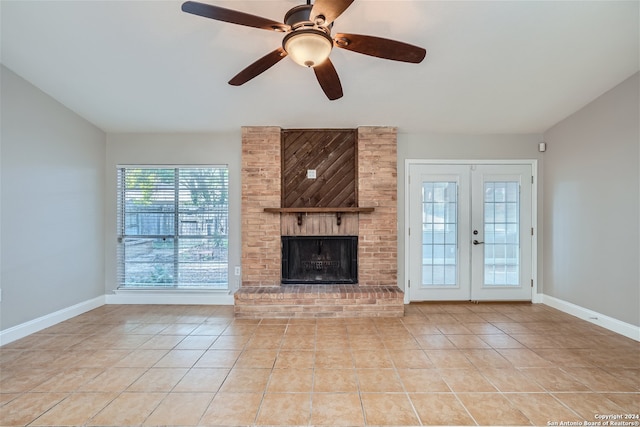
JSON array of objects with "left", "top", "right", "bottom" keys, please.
[
  {"left": 107, "top": 288, "right": 234, "bottom": 305},
  {"left": 115, "top": 287, "right": 229, "bottom": 293}
]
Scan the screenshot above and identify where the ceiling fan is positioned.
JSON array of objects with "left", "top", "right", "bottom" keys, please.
[{"left": 181, "top": 0, "right": 426, "bottom": 100}]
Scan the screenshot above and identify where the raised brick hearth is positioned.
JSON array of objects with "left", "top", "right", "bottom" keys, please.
[
  {"left": 237, "top": 126, "right": 403, "bottom": 318},
  {"left": 234, "top": 285, "right": 404, "bottom": 318}
]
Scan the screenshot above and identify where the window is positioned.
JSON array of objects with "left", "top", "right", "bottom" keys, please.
[{"left": 117, "top": 166, "right": 229, "bottom": 289}]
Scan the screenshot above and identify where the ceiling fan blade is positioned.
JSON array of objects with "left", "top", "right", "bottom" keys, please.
[
  {"left": 313, "top": 58, "right": 343, "bottom": 100},
  {"left": 229, "top": 48, "right": 288, "bottom": 86},
  {"left": 334, "top": 33, "right": 426, "bottom": 63},
  {"left": 309, "top": 0, "right": 354, "bottom": 26},
  {"left": 181, "top": 1, "right": 289, "bottom": 32}
]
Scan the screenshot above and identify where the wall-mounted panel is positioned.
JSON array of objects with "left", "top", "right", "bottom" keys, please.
[{"left": 282, "top": 129, "right": 357, "bottom": 208}]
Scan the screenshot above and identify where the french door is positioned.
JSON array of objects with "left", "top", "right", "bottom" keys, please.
[{"left": 408, "top": 163, "right": 533, "bottom": 301}]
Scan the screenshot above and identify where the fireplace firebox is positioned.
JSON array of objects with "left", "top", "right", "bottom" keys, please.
[{"left": 281, "top": 236, "right": 358, "bottom": 284}]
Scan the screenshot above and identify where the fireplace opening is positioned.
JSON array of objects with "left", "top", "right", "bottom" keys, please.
[{"left": 281, "top": 236, "right": 358, "bottom": 284}]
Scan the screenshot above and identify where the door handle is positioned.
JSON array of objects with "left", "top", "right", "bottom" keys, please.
[{"left": 473, "top": 239, "right": 484, "bottom": 245}]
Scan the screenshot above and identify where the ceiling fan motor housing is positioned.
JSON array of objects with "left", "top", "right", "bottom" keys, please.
[{"left": 284, "top": 4, "right": 330, "bottom": 29}]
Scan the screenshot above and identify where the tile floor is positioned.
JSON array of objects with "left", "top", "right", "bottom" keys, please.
[{"left": 0, "top": 303, "right": 638, "bottom": 426}]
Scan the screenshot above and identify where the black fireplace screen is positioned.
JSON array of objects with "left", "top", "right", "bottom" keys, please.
[{"left": 281, "top": 236, "right": 358, "bottom": 284}]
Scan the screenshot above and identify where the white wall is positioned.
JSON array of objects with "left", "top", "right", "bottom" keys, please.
[
  {"left": 0, "top": 66, "right": 106, "bottom": 330},
  {"left": 396, "top": 133, "right": 544, "bottom": 297},
  {"left": 543, "top": 72, "right": 639, "bottom": 327},
  {"left": 104, "top": 133, "right": 242, "bottom": 295}
]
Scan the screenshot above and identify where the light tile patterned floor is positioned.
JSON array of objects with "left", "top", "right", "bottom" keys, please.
[{"left": 1, "top": 303, "right": 638, "bottom": 426}]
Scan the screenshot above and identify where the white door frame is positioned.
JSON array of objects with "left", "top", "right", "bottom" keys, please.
[{"left": 404, "top": 159, "right": 539, "bottom": 304}]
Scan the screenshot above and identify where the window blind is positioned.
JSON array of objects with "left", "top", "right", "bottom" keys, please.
[{"left": 117, "top": 167, "right": 229, "bottom": 289}]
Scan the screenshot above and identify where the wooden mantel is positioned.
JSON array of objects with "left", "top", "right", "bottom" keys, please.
[
  {"left": 263, "top": 207, "right": 375, "bottom": 214},
  {"left": 264, "top": 207, "right": 375, "bottom": 226}
]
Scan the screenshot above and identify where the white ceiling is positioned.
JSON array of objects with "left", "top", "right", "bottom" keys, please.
[{"left": 1, "top": 1, "right": 638, "bottom": 134}]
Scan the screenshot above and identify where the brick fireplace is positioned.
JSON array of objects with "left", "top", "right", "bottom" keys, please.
[{"left": 234, "top": 126, "right": 404, "bottom": 318}]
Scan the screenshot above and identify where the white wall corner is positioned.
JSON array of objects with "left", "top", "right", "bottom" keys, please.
[
  {"left": 542, "top": 294, "right": 640, "bottom": 342},
  {"left": 0, "top": 296, "right": 105, "bottom": 346}
]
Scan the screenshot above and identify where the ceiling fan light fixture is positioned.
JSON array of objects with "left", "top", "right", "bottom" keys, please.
[{"left": 283, "top": 29, "right": 333, "bottom": 68}]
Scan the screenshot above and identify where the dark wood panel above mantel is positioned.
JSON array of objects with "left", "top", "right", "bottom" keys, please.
[{"left": 282, "top": 129, "right": 357, "bottom": 208}]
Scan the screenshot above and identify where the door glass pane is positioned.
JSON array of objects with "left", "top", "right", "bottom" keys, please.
[
  {"left": 484, "top": 181, "right": 519, "bottom": 286},
  {"left": 422, "top": 182, "right": 457, "bottom": 286}
]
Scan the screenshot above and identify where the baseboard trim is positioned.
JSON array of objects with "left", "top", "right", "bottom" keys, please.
[
  {"left": 542, "top": 294, "right": 639, "bottom": 341},
  {"left": 0, "top": 296, "right": 105, "bottom": 346},
  {"left": 4, "top": 292, "right": 634, "bottom": 345},
  {"left": 532, "top": 293, "right": 543, "bottom": 303},
  {"left": 105, "top": 290, "right": 234, "bottom": 305}
]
